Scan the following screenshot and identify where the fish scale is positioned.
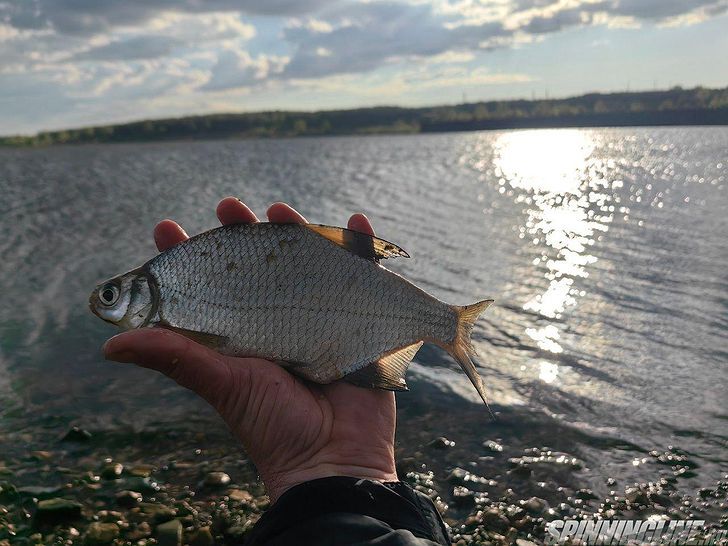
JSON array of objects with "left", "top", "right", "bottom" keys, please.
[{"left": 90, "top": 221, "right": 494, "bottom": 407}]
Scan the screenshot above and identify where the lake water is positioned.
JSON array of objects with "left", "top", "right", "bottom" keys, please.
[{"left": 0, "top": 128, "right": 726, "bottom": 519}]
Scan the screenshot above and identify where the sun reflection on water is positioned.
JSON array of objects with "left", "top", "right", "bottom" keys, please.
[{"left": 493, "top": 129, "right": 616, "bottom": 383}]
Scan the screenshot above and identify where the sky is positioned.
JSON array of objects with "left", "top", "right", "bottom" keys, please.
[{"left": 1, "top": 0, "right": 727, "bottom": 135}]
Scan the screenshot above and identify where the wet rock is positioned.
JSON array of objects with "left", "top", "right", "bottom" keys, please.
[
  {"left": 128, "top": 464, "right": 155, "bottom": 478},
  {"left": 481, "top": 508, "right": 510, "bottom": 533},
  {"left": 139, "top": 502, "right": 176, "bottom": 523},
  {"left": 101, "top": 463, "right": 123, "bottom": 480},
  {"left": 124, "top": 476, "right": 160, "bottom": 493},
  {"left": 576, "top": 488, "right": 598, "bottom": 500},
  {"left": 188, "top": 526, "right": 214, "bottom": 546},
  {"left": 62, "top": 427, "right": 92, "bottom": 442},
  {"left": 396, "top": 457, "right": 419, "bottom": 475},
  {"left": 30, "top": 451, "right": 53, "bottom": 462},
  {"left": 225, "top": 525, "right": 248, "bottom": 541},
  {"left": 156, "top": 519, "right": 183, "bottom": 546},
  {"left": 451, "top": 486, "right": 476, "bottom": 508},
  {"left": 127, "top": 522, "right": 152, "bottom": 540},
  {"left": 522, "top": 496, "right": 548, "bottom": 514},
  {"left": 698, "top": 487, "right": 714, "bottom": 499},
  {"left": 205, "top": 472, "right": 231, "bottom": 487},
  {"left": 446, "top": 468, "right": 469, "bottom": 485},
  {"left": 625, "top": 486, "right": 648, "bottom": 505},
  {"left": 507, "top": 459, "right": 532, "bottom": 478},
  {"left": 505, "top": 505, "right": 526, "bottom": 522},
  {"left": 483, "top": 440, "right": 503, "bottom": 453},
  {"left": 35, "top": 498, "right": 82, "bottom": 521},
  {"left": 0, "top": 482, "right": 17, "bottom": 502},
  {"left": 428, "top": 437, "right": 455, "bottom": 449},
  {"left": 228, "top": 489, "right": 253, "bottom": 503},
  {"left": 84, "top": 522, "right": 119, "bottom": 545},
  {"left": 17, "top": 485, "right": 62, "bottom": 498},
  {"left": 115, "top": 490, "right": 142, "bottom": 508}
]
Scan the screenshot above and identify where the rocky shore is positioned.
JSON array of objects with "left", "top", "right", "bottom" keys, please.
[{"left": 1, "top": 426, "right": 726, "bottom": 545}]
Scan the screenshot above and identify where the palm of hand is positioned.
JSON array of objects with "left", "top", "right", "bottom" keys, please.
[{"left": 104, "top": 199, "right": 397, "bottom": 502}]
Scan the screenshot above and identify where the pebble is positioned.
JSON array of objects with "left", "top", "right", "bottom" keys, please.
[
  {"left": 84, "top": 522, "right": 119, "bottom": 544},
  {"left": 127, "top": 522, "right": 152, "bottom": 540},
  {"left": 446, "top": 468, "right": 469, "bottom": 485},
  {"left": 124, "top": 476, "right": 161, "bottom": 493},
  {"left": 128, "top": 464, "right": 155, "bottom": 478},
  {"left": 481, "top": 508, "right": 510, "bottom": 533},
  {"left": 205, "top": 472, "right": 231, "bottom": 487},
  {"left": 228, "top": 489, "right": 253, "bottom": 503},
  {"left": 451, "top": 486, "right": 476, "bottom": 508},
  {"left": 62, "top": 427, "right": 92, "bottom": 442},
  {"left": 428, "top": 437, "right": 455, "bottom": 449},
  {"left": 188, "top": 526, "right": 214, "bottom": 546},
  {"left": 101, "top": 463, "right": 123, "bottom": 480},
  {"left": 115, "top": 490, "right": 142, "bottom": 508},
  {"left": 156, "top": 519, "right": 183, "bottom": 546},
  {"left": 35, "top": 498, "right": 83, "bottom": 521},
  {"left": 516, "top": 540, "right": 538, "bottom": 546},
  {"left": 17, "top": 485, "right": 62, "bottom": 498},
  {"left": 139, "top": 502, "right": 176, "bottom": 523},
  {"left": 523, "top": 496, "right": 548, "bottom": 514},
  {"left": 29, "top": 451, "right": 53, "bottom": 461}
]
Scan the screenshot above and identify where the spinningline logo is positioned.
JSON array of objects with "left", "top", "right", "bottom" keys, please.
[{"left": 545, "top": 518, "right": 727, "bottom": 545}]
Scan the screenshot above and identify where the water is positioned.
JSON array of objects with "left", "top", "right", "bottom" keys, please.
[{"left": 1, "top": 128, "right": 726, "bottom": 515}]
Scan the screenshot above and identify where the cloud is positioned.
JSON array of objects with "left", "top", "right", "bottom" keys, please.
[
  {"left": 71, "top": 35, "right": 183, "bottom": 62},
  {"left": 1, "top": 0, "right": 727, "bottom": 134},
  {"left": 1, "top": 0, "right": 341, "bottom": 36},
  {"left": 201, "top": 49, "right": 288, "bottom": 91},
  {"left": 283, "top": 2, "right": 508, "bottom": 79}
]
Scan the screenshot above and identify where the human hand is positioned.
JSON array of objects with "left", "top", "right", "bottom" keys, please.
[{"left": 103, "top": 198, "right": 398, "bottom": 502}]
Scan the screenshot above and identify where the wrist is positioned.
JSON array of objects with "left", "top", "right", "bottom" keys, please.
[{"left": 263, "top": 461, "right": 398, "bottom": 504}]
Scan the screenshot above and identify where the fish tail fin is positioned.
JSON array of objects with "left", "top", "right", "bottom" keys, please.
[{"left": 444, "top": 299, "right": 495, "bottom": 418}]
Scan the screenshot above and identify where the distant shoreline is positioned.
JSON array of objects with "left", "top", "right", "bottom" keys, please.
[{"left": 2, "top": 86, "right": 727, "bottom": 147}]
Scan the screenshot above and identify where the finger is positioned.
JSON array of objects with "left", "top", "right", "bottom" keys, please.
[
  {"left": 154, "top": 220, "right": 189, "bottom": 252},
  {"left": 267, "top": 202, "right": 307, "bottom": 224},
  {"left": 347, "top": 213, "right": 375, "bottom": 236},
  {"left": 103, "top": 329, "right": 234, "bottom": 404},
  {"left": 217, "top": 197, "right": 259, "bottom": 225}
]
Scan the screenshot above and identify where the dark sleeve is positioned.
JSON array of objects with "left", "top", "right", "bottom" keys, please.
[{"left": 243, "top": 477, "right": 451, "bottom": 546}]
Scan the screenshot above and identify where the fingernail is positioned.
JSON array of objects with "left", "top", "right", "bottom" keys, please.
[{"left": 105, "top": 350, "right": 138, "bottom": 363}]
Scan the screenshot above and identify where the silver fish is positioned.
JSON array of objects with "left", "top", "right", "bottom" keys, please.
[{"left": 90, "top": 223, "right": 493, "bottom": 406}]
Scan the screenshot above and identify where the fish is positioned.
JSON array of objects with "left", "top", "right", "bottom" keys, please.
[{"left": 89, "top": 222, "right": 494, "bottom": 407}]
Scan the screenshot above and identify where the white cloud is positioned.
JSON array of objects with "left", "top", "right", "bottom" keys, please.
[{"left": 201, "top": 49, "right": 289, "bottom": 91}]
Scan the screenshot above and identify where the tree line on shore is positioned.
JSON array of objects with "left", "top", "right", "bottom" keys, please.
[{"left": 2, "top": 86, "right": 727, "bottom": 146}]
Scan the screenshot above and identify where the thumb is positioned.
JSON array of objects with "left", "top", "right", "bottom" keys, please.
[{"left": 103, "top": 328, "right": 235, "bottom": 405}]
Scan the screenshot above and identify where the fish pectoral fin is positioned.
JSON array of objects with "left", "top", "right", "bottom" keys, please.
[
  {"left": 344, "top": 341, "right": 424, "bottom": 391},
  {"left": 158, "top": 324, "right": 228, "bottom": 349},
  {"left": 305, "top": 224, "right": 410, "bottom": 261}
]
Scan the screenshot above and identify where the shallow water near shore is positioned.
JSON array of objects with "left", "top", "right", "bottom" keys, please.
[{"left": 1, "top": 127, "right": 727, "bottom": 542}]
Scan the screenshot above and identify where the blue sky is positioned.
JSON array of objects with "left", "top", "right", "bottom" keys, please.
[{"left": 1, "top": 0, "right": 727, "bottom": 135}]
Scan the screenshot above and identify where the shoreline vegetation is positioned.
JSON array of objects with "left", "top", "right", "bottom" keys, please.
[{"left": 2, "top": 86, "right": 727, "bottom": 147}]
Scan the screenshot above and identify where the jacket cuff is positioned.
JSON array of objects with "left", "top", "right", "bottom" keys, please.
[{"left": 244, "top": 476, "right": 450, "bottom": 545}]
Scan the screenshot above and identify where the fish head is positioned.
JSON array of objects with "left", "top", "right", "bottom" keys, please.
[{"left": 89, "top": 268, "right": 157, "bottom": 329}]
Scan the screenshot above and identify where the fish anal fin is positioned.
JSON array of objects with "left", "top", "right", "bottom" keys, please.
[
  {"left": 344, "top": 341, "right": 423, "bottom": 391},
  {"left": 306, "top": 224, "right": 409, "bottom": 261},
  {"left": 158, "top": 324, "right": 228, "bottom": 349}
]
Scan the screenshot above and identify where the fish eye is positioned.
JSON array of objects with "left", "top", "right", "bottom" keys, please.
[{"left": 99, "top": 283, "right": 120, "bottom": 306}]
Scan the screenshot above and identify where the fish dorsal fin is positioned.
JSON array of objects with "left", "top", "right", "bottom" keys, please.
[
  {"left": 344, "top": 341, "right": 424, "bottom": 391},
  {"left": 305, "top": 224, "right": 410, "bottom": 261}
]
